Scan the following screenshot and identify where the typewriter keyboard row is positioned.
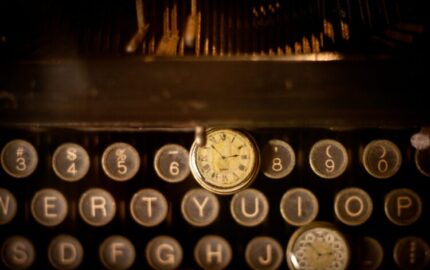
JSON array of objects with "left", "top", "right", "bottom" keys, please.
[{"left": 0, "top": 128, "right": 429, "bottom": 269}]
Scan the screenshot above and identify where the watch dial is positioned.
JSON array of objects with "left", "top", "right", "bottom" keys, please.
[
  {"left": 190, "top": 129, "right": 259, "bottom": 194},
  {"left": 288, "top": 225, "right": 350, "bottom": 270}
]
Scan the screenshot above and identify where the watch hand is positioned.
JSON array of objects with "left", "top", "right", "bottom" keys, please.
[
  {"left": 306, "top": 243, "right": 322, "bottom": 257},
  {"left": 225, "top": 154, "right": 239, "bottom": 158},
  {"left": 211, "top": 145, "right": 226, "bottom": 159}
]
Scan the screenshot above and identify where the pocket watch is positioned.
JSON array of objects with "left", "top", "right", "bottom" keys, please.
[
  {"left": 286, "top": 222, "right": 350, "bottom": 270},
  {"left": 189, "top": 129, "right": 260, "bottom": 195}
]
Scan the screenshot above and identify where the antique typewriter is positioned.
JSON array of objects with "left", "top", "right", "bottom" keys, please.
[{"left": 1, "top": 0, "right": 429, "bottom": 269}]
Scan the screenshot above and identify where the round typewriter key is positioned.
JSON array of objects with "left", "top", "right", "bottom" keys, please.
[
  {"left": 48, "top": 235, "right": 83, "bottom": 270},
  {"left": 415, "top": 149, "right": 430, "bottom": 177},
  {"left": 230, "top": 188, "right": 269, "bottom": 227},
  {"left": 384, "top": 188, "right": 422, "bottom": 226},
  {"left": 363, "top": 140, "right": 402, "bottom": 179},
  {"left": 245, "top": 236, "right": 283, "bottom": 270},
  {"left": 1, "top": 139, "right": 38, "bottom": 178},
  {"left": 334, "top": 187, "right": 373, "bottom": 226},
  {"left": 101, "top": 142, "right": 140, "bottom": 181},
  {"left": 261, "top": 139, "right": 295, "bottom": 179},
  {"left": 146, "top": 236, "right": 183, "bottom": 270},
  {"left": 181, "top": 188, "right": 219, "bottom": 227},
  {"left": 31, "top": 188, "right": 68, "bottom": 227},
  {"left": 79, "top": 188, "right": 116, "bottom": 226},
  {"left": 356, "top": 237, "right": 384, "bottom": 270},
  {"left": 1, "top": 236, "right": 35, "bottom": 269},
  {"left": 394, "top": 237, "right": 430, "bottom": 270},
  {"left": 194, "top": 235, "right": 232, "bottom": 270},
  {"left": 130, "top": 189, "right": 168, "bottom": 227},
  {"left": 154, "top": 144, "right": 190, "bottom": 183},
  {"left": 280, "top": 188, "right": 319, "bottom": 226},
  {"left": 52, "top": 143, "right": 90, "bottom": 182},
  {"left": 99, "top": 236, "right": 135, "bottom": 270},
  {"left": 309, "top": 139, "right": 348, "bottom": 179},
  {"left": 0, "top": 188, "right": 17, "bottom": 225}
]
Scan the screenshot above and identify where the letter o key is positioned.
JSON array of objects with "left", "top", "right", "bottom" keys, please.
[{"left": 334, "top": 188, "right": 373, "bottom": 226}]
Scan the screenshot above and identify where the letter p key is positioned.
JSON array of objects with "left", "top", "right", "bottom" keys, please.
[{"left": 385, "top": 189, "right": 422, "bottom": 226}]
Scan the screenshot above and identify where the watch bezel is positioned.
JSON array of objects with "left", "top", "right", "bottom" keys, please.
[{"left": 189, "top": 128, "right": 260, "bottom": 195}]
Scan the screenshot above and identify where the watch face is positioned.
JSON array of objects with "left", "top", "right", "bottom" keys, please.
[
  {"left": 189, "top": 129, "right": 260, "bottom": 195},
  {"left": 287, "top": 223, "right": 350, "bottom": 270}
]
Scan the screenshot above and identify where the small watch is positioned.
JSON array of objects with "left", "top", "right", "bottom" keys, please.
[{"left": 189, "top": 129, "right": 260, "bottom": 195}]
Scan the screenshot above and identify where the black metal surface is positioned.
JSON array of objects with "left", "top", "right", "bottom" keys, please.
[{"left": 1, "top": 56, "right": 429, "bottom": 128}]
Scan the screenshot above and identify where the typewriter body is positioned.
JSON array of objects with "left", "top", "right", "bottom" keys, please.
[{"left": 1, "top": 0, "right": 429, "bottom": 269}]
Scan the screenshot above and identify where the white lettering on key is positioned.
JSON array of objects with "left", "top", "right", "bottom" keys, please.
[
  {"left": 15, "top": 147, "right": 27, "bottom": 171},
  {"left": 206, "top": 244, "right": 222, "bottom": 264},
  {"left": 297, "top": 196, "right": 302, "bottom": 217},
  {"left": 241, "top": 197, "right": 259, "bottom": 218},
  {"left": 345, "top": 196, "right": 364, "bottom": 217},
  {"left": 192, "top": 196, "right": 209, "bottom": 217},
  {"left": 397, "top": 196, "right": 412, "bottom": 217},
  {"left": 258, "top": 244, "right": 273, "bottom": 265},
  {"left": 44, "top": 196, "right": 58, "bottom": 218},
  {"left": 141, "top": 197, "right": 157, "bottom": 218},
  {"left": 116, "top": 149, "right": 128, "bottom": 175},
  {"left": 156, "top": 244, "right": 175, "bottom": 265},
  {"left": 59, "top": 243, "right": 77, "bottom": 264},
  {"left": 90, "top": 196, "right": 107, "bottom": 217},
  {"left": 0, "top": 195, "right": 10, "bottom": 215},
  {"left": 12, "top": 243, "right": 28, "bottom": 264},
  {"left": 111, "top": 243, "right": 125, "bottom": 263}
]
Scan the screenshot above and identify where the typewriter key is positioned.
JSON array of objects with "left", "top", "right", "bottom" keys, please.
[
  {"left": 189, "top": 129, "right": 260, "bottom": 195},
  {"left": 309, "top": 139, "right": 348, "bottom": 179},
  {"left": 356, "top": 237, "right": 384, "bottom": 270},
  {"left": 31, "top": 188, "right": 68, "bottom": 227},
  {"left": 99, "top": 236, "right": 135, "bottom": 270},
  {"left": 1, "top": 236, "right": 35, "bottom": 269},
  {"left": 101, "top": 142, "right": 140, "bottom": 181},
  {"left": 245, "top": 236, "right": 283, "bottom": 270},
  {"left": 363, "top": 140, "right": 402, "bottom": 179},
  {"left": 194, "top": 235, "right": 232, "bottom": 270},
  {"left": 181, "top": 188, "right": 219, "bottom": 227},
  {"left": 48, "top": 235, "right": 83, "bottom": 270},
  {"left": 154, "top": 144, "right": 190, "bottom": 183},
  {"left": 394, "top": 237, "right": 429, "bottom": 270},
  {"left": 334, "top": 188, "right": 373, "bottom": 226},
  {"left": 0, "top": 188, "right": 17, "bottom": 225},
  {"left": 130, "top": 189, "right": 168, "bottom": 227},
  {"left": 280, "top": 188, "right": 319, "bottom": 226},
  {"left": 384, "top": 188, "right": 422, "bottom": 226},
  {"left": 1, "top": 139, "right": 38, "bottom": 178},
  {"left": 79, "top": 188, "right": 116, "bottom": 226},
  {"left": 230, "top": 188, "right": 269, "bottom": 227},
  {"left": 415, "top": 148, "right": 430, "bottom": 177},
  {"left": 52, "top": 143, "right": 90, "bottom": 182},
  {"left": 146, "top": 236, "right": 183, "bottom": 270},
  {"left": 261, "top": 139, "right": 295, "bottom": 179}
]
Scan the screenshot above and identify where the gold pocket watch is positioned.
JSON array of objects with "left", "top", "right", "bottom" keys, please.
[
  {"left": 189, "top": 129, "right": 260, "bottom": 195},
  {"left": 286, "top": 222, "right": 350, "bottom": 270}
]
